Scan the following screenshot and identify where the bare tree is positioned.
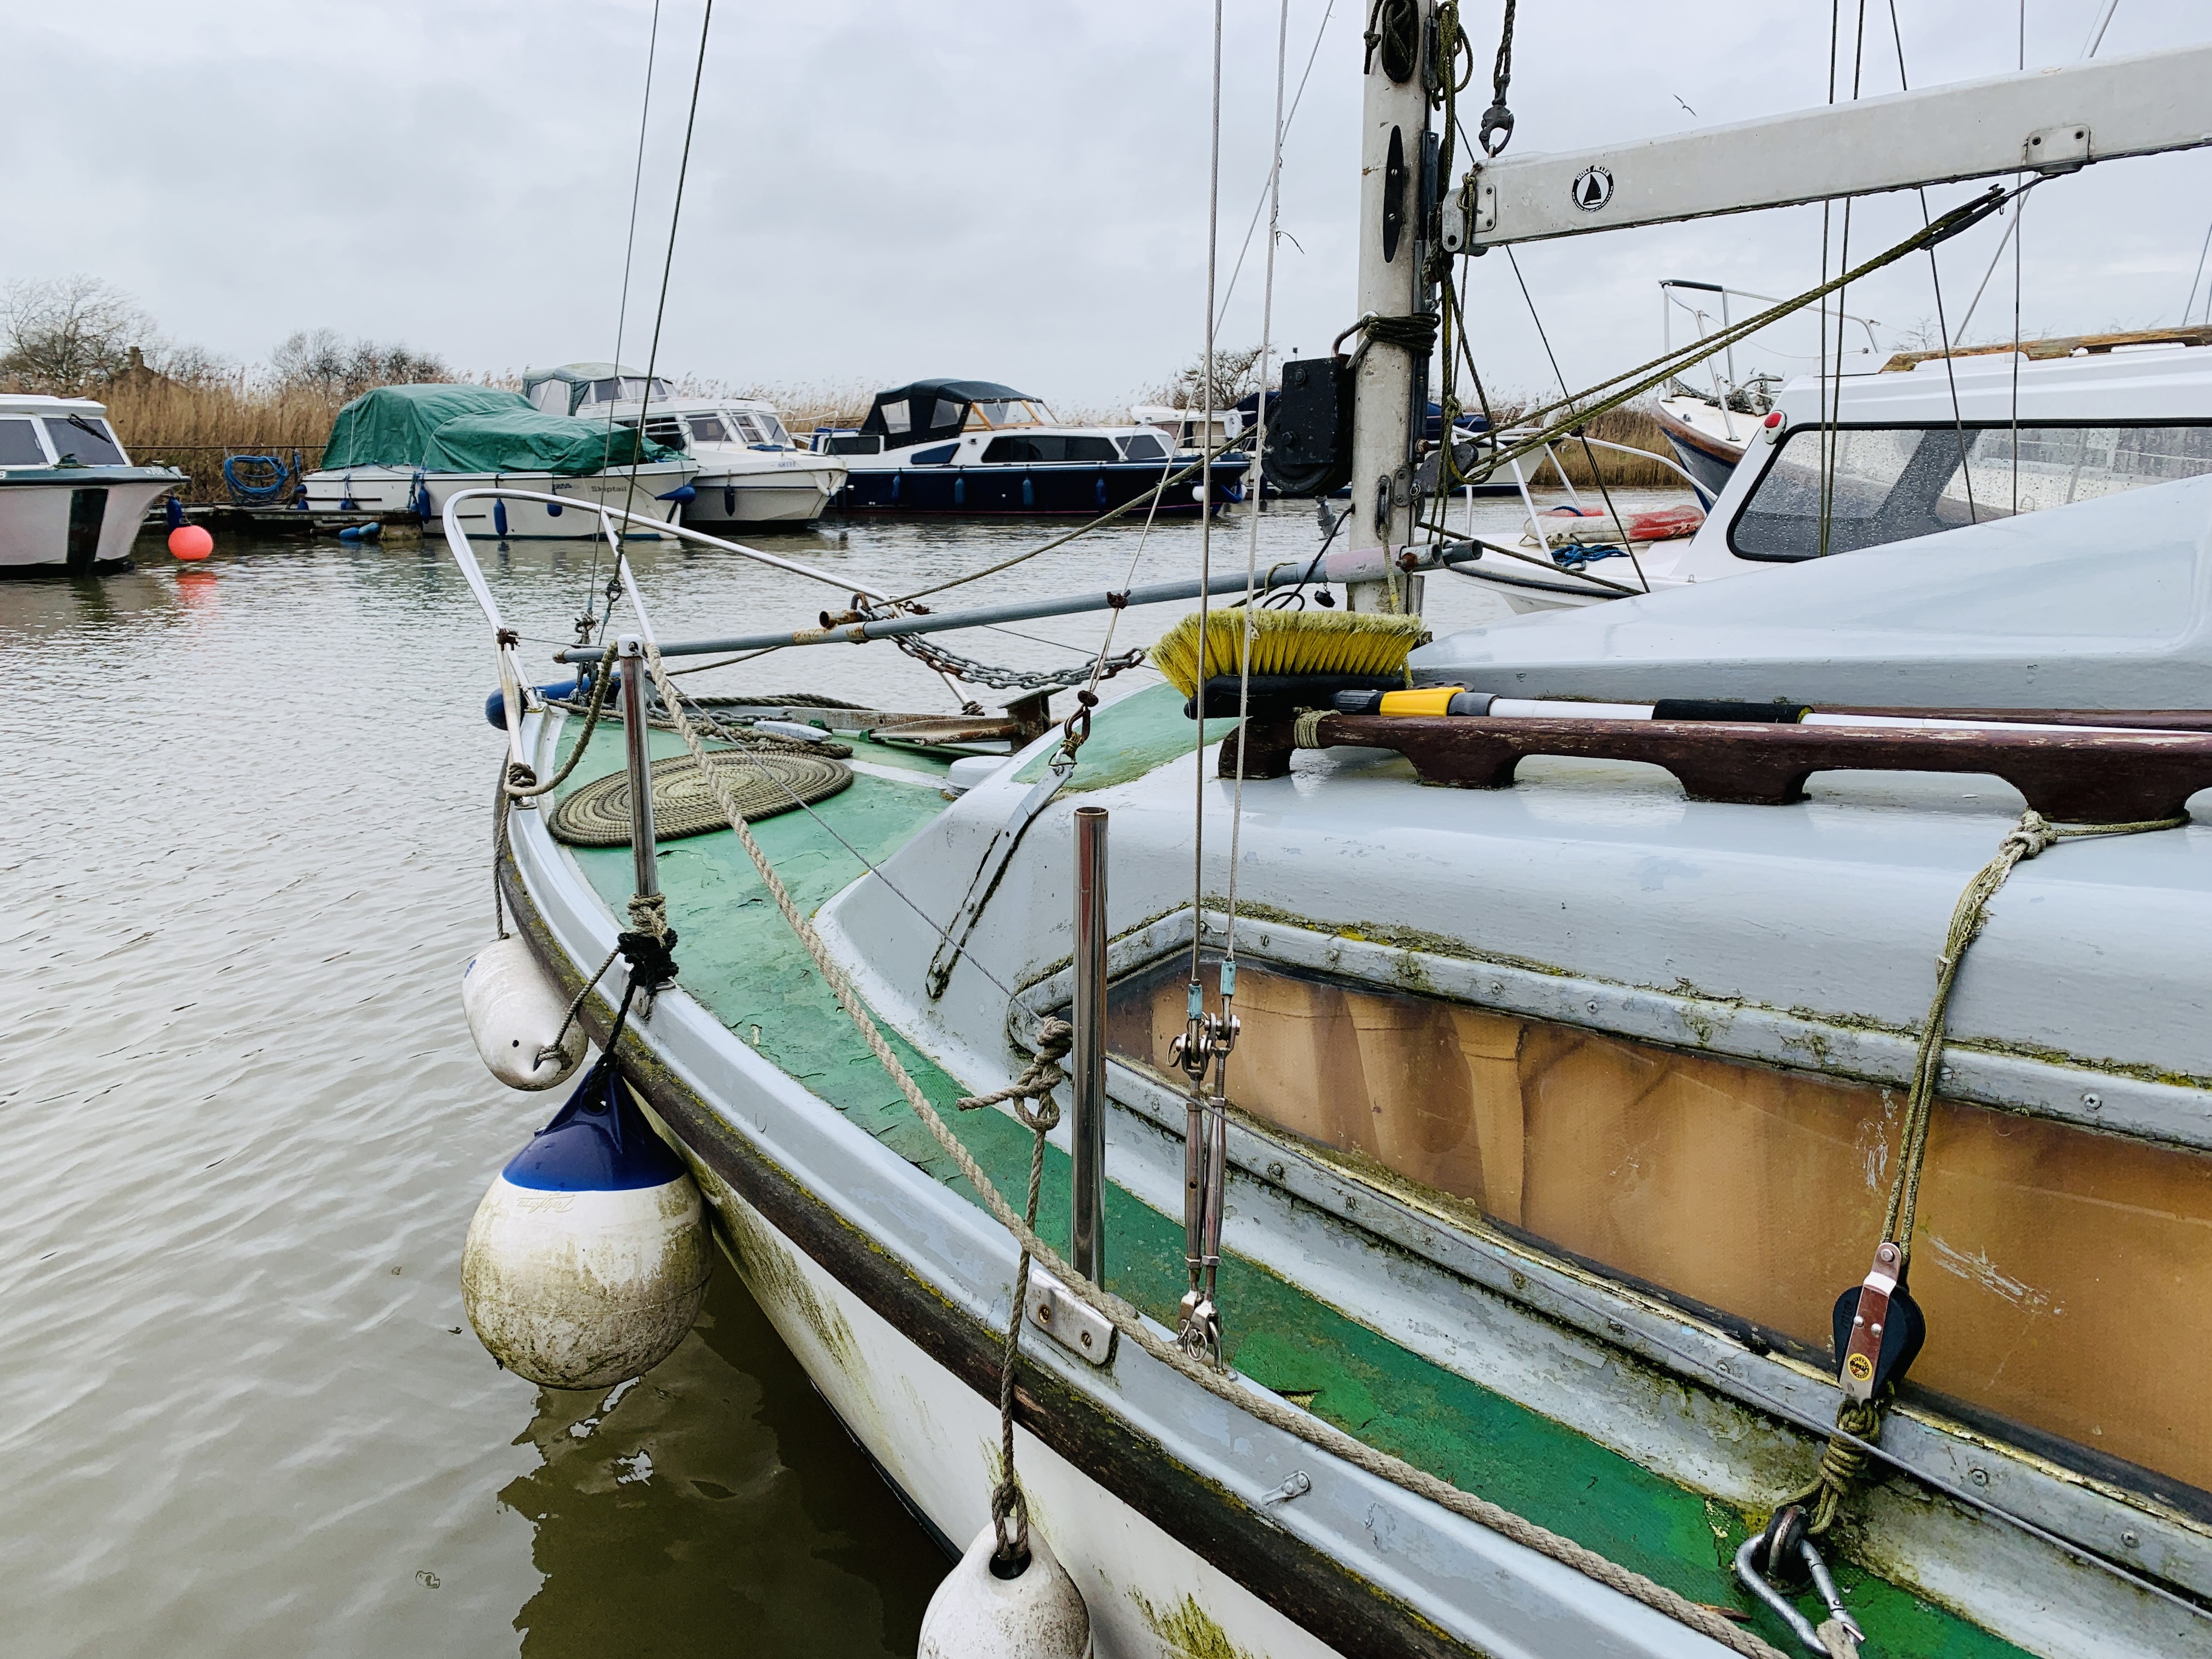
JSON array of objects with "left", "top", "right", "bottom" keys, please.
[
  {"left": 1, "top": 275, "right": 157, "bottom": 391},
  {"left": 1150, "top": 345, "right": 1269, "bottom": 410},
  {"left": 270, "top": 329, "right": 449, "bottom": 402}
]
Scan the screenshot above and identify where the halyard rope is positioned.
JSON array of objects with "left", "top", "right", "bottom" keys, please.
[
  {"left": 1785, "top": 806, "right": 2185, "bottom": 1537},
  {"left": 635, "top": 642, "right": 1790, "bottom": 1658}
]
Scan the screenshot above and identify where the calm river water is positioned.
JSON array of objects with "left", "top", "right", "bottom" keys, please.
[{"left": 0, "top": 490, "right": 1672, "bottom": 1656}]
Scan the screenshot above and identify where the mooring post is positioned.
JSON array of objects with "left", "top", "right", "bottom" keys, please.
[
  {"left": 618, "top": 636, "right": 661, "bottom": 902},
  {"left": 1071, "top": 805, "right": 1109, "bottom": 1283}
]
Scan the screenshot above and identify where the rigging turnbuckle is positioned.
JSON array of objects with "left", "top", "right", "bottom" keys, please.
[
  {"left": 1170, "top": 974, "right": 1240, "bottom": 1363},
  {"left": 1734, "top": 1505, "right": 1864, "bottom": 1658}
]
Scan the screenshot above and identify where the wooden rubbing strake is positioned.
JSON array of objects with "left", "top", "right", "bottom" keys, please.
[{"left": 1228, "top": 712, "right": 2212, "bottom": 822}]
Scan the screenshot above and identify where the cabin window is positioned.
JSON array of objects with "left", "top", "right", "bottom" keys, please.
[
  {"left": 0, "top": 418, "right": 46, "bottom": 465},
  {"left": 826, "top": 433, "right": 882, "bottom": 455},
  {"left": 528, "top": 382, "right": 569, "bottom": 414},
  {"left": 973, "top": 399, "right": 1049, "bottom": 428},
  {"left": 753, "top": 412, "right": 790, "bottom": 447},
  {"left": 588, "top": 378, "right": 620, "bottom": 405},
  {"left": 881, "top": 400, "right": 911, "bottom": 435},
  {"left": 687, "top": 414, "right": 731, "bottom": 444},
  {"left": 1106, "top": 951, "right": 2212, "bottom": 1493},
  {"left": 930, "top": 398, "right": 965, "bottom": 431},
  {"left": 1120, "top": 433, "right": 1167, "bottom": 461},
  {"left": 41, "top": 415, "right": 124, "bottom": 466},
  {"left": 1065, "top": 436, "right": 1118, "bottom": 462},
  {"left": 642, "top": 417, "right": 687, "bottom": 450},
  {"left": 1730, "top": 421, "right": 2212, "bottom": 561}
]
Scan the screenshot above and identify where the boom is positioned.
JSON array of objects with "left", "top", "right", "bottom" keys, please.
[{"left": 1468, "top": 44, "right": 2212, "bottom": 247}]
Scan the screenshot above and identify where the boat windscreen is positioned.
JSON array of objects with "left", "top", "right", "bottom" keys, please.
[
  {"left": 970, "top": 399, "right": 1052, "bottom": 428},
  {"left": 1731, "top": 422, "right": 2212, "bottom": 560},
  {"left": 41, "top": 415, "right": 125, "bottom": 466}
]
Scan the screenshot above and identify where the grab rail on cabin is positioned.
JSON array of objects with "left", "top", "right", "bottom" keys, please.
[{"left": 1231, "top": 709, "right": 2212, "bottom": 824}]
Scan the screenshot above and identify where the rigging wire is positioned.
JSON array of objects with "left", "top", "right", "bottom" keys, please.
[
  {"left": 1500, "top": 249, "right": 1649, "bottom": 592},
  {"left": 582, "top": 0, "right": 664, "bottom": 644},
  {"left": 1884, "top": 0, "right": 1980, "bottom": 527},
  {"left": 1189, "top": 0, "right": 1226, "bottom": 995},
  {"left": 2010, "top": 0, "right": 2025, "bottom": 518},
  {"left": 616, "top": 0, "right": 714, "bottom": 543},
  {"left": 1222, "top": 0, "right": 1293, "bottom": 971},
  {"left": 1214, "top": 0, "right": 1335, "bottom": 332}
]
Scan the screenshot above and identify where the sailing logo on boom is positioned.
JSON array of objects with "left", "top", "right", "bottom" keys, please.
[{"left": 1571, "top": 166, "right": 1614, "bottom": 212}]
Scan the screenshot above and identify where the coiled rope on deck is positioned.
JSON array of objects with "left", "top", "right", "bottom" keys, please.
[{"left": 633, "top": 641, "right": 1791, "bottom": 1659}]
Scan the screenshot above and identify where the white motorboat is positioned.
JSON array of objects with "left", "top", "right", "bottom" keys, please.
[
  {"left": 816, "top": 379, "right": 1248, "bottom": 515},
  {"left": 298, "top": 383, "right": 696, "bottom": 539},
  {"left": 0, "top": 394, "right": 182, "bottom": 574},
  {"left": 612, "top": 397, "right": 847, "bottom": 528},
  {"left": 1454, "top": 334, "right": 2212, "bottom": 615}
]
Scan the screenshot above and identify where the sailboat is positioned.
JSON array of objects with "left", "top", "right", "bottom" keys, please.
[{"left": 445, "top": 18, "right": 2212, "bottom": 1657}]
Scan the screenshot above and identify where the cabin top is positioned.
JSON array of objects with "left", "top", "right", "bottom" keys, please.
[{"left": 859, "top": 380, "right": 1053, "bottom": 445}]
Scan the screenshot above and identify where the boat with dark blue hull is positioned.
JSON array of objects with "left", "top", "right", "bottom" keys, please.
[{"left": 814, "top": 379, "right": 1247, "bottom": 516}]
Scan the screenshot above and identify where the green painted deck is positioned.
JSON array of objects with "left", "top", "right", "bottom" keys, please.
[{"left": 548, "top": 703, "right": 2024, "bottom": 1659}]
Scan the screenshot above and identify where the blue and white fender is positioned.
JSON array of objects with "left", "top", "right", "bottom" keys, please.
[
  {"left": 461, "top": 936, "right": 586, "bottom": 1090},
  {"left": 461, "top": 1065, "right": 711, "bottom": 1389}
]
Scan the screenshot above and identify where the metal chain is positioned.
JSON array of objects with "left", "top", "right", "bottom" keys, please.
[{"left": 891, "top": 630, "right": 1146, "bottom": 693}]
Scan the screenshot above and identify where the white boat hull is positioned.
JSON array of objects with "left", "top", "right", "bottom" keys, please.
[
  {"left": 298, "top": 464, "right": 697, "bottom": 539},
  {"left": 705, "top": 1174, "right": 1342, "bottom": 1659},
  {"left": 0, "top": 472, "right": 179, "bottom": 571},
  {"left": 684, "top": 462, "right": 842, "bottom": 527}
]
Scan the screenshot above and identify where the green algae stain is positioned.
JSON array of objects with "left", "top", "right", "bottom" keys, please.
[{"left": 1131, "top": 1590, "right": 1255, "bottom": 1659}]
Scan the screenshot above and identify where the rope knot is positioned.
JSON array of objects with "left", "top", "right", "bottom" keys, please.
[
  {"left": 1294, "top": 709, "right": 1327, "bottom": 751},
  {"left": 1999, "top": 809, "right": 2057, "bottom": 862},
  {"left": 957, "top": 1017, "right": 1070, "bottom": 1132},
  {"left": 617, "top": 893, "right": 679, "bottom": 988}
]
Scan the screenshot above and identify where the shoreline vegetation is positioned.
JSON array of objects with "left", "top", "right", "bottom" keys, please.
[
  {"left": 3, "top": 277, "right": 1682, "bottom": 501},
  {"left": 86, "top": 376, "right": 1685, "bottom": 502}
]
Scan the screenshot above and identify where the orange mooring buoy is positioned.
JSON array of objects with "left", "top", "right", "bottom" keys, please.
[{"left": 168, "top": 524, "right": 215, "bottom": 561}]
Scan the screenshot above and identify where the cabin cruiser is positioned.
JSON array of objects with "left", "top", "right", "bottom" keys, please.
[
  {"left": 1457, "top": 335, "right": 2212, "bottom": 614},
  {"left": 0, "top": 394, "right": 181, "bottom": 573},
  {"left": 298, "top": 384, "right": 696, "bottom": 539},
  {"left": 815, "top": 379, "right": 1248, "bottom": 515},
  {"left": 607, "top": 396, "right": 846, "bottom": 529}
]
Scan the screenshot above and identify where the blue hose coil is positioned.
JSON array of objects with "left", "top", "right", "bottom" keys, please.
[{"left": 222, "top": 454, "right": 291, "bottom": 504}]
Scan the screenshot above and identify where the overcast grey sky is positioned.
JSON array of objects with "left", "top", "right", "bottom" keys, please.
[{"left": 8, "top": 1, "right": 2212, "bottom": 411}]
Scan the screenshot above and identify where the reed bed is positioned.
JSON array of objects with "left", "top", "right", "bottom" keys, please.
[
  {"left": 94, "top": 376, "right": 338, "bottom": 501},
  {"left": 1483, "top": 403, "right": 1681, "bottom": 488}
]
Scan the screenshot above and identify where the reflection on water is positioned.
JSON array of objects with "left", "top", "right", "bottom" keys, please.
[
  {"left": 505, "top": 1264, "right": 939, "bottom": 1658},
  {"left": 0, "top": 494, "right": 1628, "bottom": 1655}
]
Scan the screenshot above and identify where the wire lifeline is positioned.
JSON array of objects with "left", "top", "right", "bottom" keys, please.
[
  {"left": 630, "top": 642, "right": 1790, "bottom": 1659},
  {"left": 1783, "top": 807, "right": 2187, "bottom": 1538}
]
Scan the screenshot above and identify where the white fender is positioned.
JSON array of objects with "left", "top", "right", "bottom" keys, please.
[
  {"left": 462, "top": 935, "right": 585, "bottom": 1090},
  {"left": 461, "top": 1069, "right": 710, "bottom": 1388},
  {"left": 918, "top": 1523, "right": 1092, "bottom": 1659}
]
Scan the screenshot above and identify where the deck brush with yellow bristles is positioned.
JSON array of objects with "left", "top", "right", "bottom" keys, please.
[{"left": 1151, "top": 608, "right": 1425, "bottom": 701}]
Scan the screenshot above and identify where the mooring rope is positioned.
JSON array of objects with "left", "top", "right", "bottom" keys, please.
[
  {"left": 631, "top": 642, "right": 1791, "bottom": 1659},
  {"left": 1784, "top": 807, "right": 2185, "bottom": 1536},
  {"left": 958, "top": 1016, "right": 1073, "bottom": 1572}
]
